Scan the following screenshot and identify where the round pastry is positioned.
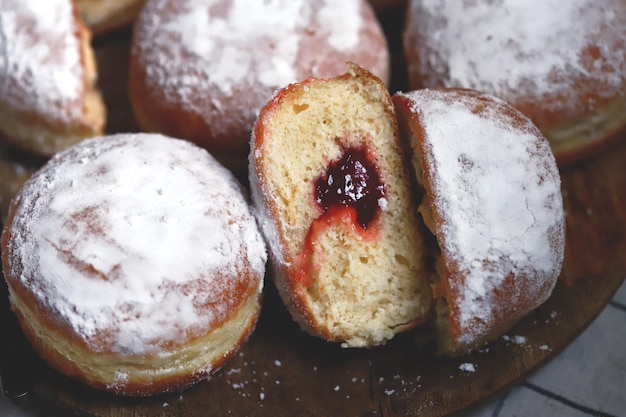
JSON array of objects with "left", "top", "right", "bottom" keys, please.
[
  {"left": 1, "top": 133, "right": 267, "bottom": 396},
  {"left": 0, "top": 0, "right": 106, "bottom": 157},
  {"left": 128, "top": 0, "right": 390, "bottom": 176},
  {"left": 392, "top": 88, "right": 565, "bottom": 355},
  {"left": 403, "top": 0, "right": 626, "bottom": 167},
  {"left": 76, "top": 0, "right": 145, "bottom": 36},
  {"left": 249, "top": 64, "right": 432, "bottom": 348}
]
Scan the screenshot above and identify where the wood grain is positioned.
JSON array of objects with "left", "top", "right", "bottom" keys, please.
[{"left": 4, "top": 5, "right": 626, "bottom": 417}]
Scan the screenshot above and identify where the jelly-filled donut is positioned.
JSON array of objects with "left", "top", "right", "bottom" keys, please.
[
  {"left": 393, "top": 88, "right": 565, "bottom": 355},
  {"left": 403, "top": 0, "right": 626, "bottom": 167},
  {"left": 1, "top": 133, "right": 267, "bottom": 395},
  {"left": 128, "top": 0, "right": 389, "bottom": 175},
  {"left": 0, "top": 0, "right": 106, "bottom": 157},
  {"left": 249, "top": 64, "right": 432, "bottom": 348}
]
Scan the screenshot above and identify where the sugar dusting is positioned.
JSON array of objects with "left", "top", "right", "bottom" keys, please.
[
  {"left": 134, "top": 0, "right": 363, "bottom": 95},
  {"left": 401, "top": 89, "right": 565, "bottom": 345},
  {"left": 0, "top": 0, "right": 83, "bottom": 122},
  {"left": 131, "top": 0, "right": 367, "bottom": 135},
  {"left": 406, "top": 0, "right": 626, "bottom": 108},
  {"left": 5, "top": 133, "right": 267, "bottom": 355}
]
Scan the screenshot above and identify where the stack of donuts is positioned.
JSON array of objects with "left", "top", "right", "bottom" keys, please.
[{"left": 0, "top": 0, "right": 622, "bottom": 397}]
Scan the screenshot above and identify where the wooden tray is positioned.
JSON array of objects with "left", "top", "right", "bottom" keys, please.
[{"left": 2, "top": 6, "right": 626, "bottom": 417}]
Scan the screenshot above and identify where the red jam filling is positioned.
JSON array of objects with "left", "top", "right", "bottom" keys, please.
[
  {"left": 314, "top": 145, "right": 385, "bottom": 230},
  {"left": 294, "top": 145, "right": 385, "bottom": 289}
]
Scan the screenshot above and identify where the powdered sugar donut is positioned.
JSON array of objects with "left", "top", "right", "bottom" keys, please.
[
  {"left": 128, "top": 0, "right": 389, "bottom": 175},
  {"left": 403, "top": 0, "right": 626, "bottom": 167},
  {"left": 0, "top": 0, "right": 106, "bottom": 157},
  {"left": 1, "top": 133, "right": 267, "bottom": 395},
  {"left": 393, "top": 88, "right": 565, "bottom": 355}
]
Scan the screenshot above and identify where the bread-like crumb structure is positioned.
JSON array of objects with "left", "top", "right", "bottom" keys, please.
[{"left": 252, "top": 65, "right": 432, "bottom": 347}]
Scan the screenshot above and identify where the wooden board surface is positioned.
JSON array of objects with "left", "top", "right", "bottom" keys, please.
[{"left": 2, "top": 5, "right": 626, "bottom": 417}]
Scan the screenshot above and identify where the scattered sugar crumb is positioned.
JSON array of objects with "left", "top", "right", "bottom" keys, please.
[
  {"left": 502, "top": 335, "right": 527, "bottom": 344},
  {"left": 162, "top": 402, "right": 169, "bottom": 407},
  {"left": 259, "top": 393, "right": 265, "bottom": 400},
  {"left": 274, "top": 359, "right": 282, "bottom": 366},
  {"left": 539, "top": 344, "right": 550, "bottom": 351},
  {"left": 333, "top": 385, "right": 340, "bottom": 392},
  {"left": 459, "top": 363, "right": 476, "bottom": 372},
  {"left": 385, "top": 388, "right": 395, "bottom": 395}
]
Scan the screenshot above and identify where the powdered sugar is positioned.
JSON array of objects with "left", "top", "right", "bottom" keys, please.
[
  {"left": 130, "top": 0, "right": 379, "bottom": 144},
  {"left": 458, "top": 363, "right": 476, "bottom": 373},
  {"left": 0, "top": 0, "right": 83, "bottom": 122},
  {"left": 400, "top": 89, "right": 564, "bottom": 345},
  {"left": 5, "top": 133, "right": 267, "bottom": 355},
  {"left": 134, "top": 0, "right": 363, "bottom": 96},
  {"left": 405, "top": 0, "right": 626, "bottom": 109},
  {"left": 160, "top": 0, "right": 304, "bottom": 94},
  {"left": 318, "top": 2, "right": 361, "bottom": 51}
]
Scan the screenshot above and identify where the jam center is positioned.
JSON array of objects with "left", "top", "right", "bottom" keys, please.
[{"left": 314, "top": 145, "right": 385, "bottom": 230}]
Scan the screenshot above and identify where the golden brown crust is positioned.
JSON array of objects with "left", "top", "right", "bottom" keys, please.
[
  {"left": 393, "top": 88, "right": 565, "bottom": 356},
  {"left": 128, "top": 0, "right": 390, "bottom": 176},
  {"left": 403, "top": 0, "right": 626, "bottom": 167},
  {"left": 1, "top": 133, "right": 267, "bottom": 395},
  {"left": 0, "top": 0, "right": 106, "bottom": 157},
  {"left": 7, "top": 281, "right": 261, "bottom": 395}
]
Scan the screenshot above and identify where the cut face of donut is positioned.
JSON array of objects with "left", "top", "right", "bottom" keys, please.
[{"left": 249, "top": 64, "right": 432, "bottom": 348}]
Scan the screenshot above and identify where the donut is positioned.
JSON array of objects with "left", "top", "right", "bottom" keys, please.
[
  {"left": 392, "top": 88, "right": 565, "bottom": 355},
  {"left": 249, "top": 64, "right": 432, "bottom": 348},
  {"left": 0, "top": 0, "right": 106, "bottom": 157},
  {"left": 1, "top": 133, "right": 267, "bottom": 396},
  {"left": 403, "top": 0, "right": 626, "bottom": 167},
  {"left": 128, "top": 0, "right": 390, "bottom": 176},
  {"left": 76, "top": 0, "right": 145, "bottom": 36}
]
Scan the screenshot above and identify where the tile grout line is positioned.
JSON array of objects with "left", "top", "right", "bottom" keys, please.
[{"left": 522, "top": 381, "right": 621, "bottom": 417}]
